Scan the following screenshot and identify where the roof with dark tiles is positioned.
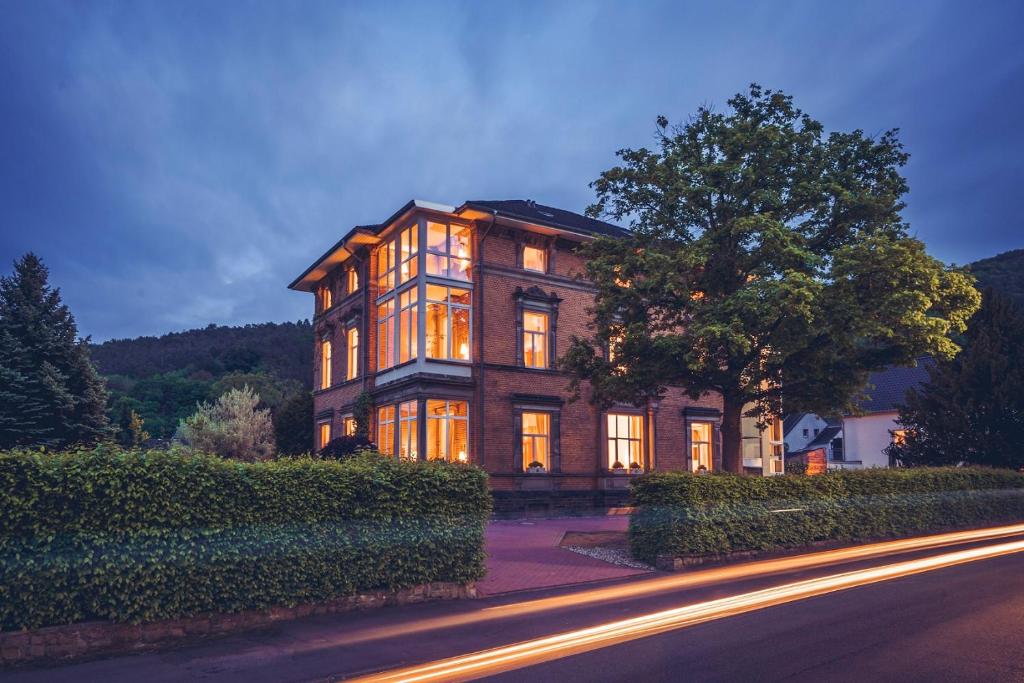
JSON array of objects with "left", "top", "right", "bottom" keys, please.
[
  {"left": 853, "top": 358, "right": 935, "bottom": 414},
  {"left": 463, "top": 199, "right": 630, "bottom": 239}
]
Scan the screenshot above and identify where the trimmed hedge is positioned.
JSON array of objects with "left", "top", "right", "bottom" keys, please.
[
  {"left": 0, "top": 446, "right": 491, "bottom": 630},
  {"left": 629, "top": 468, "right": 1024, "bottom": 564}
]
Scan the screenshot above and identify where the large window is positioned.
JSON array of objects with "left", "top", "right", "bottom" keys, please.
[
  {"left": 521, "top": 412, "right": 550, "bottom": 471},
  {"left": 318, "top": 420, "right": 332, "bottom": 450},
  {"left": 607, "top": 413, "right": 643, "bottom": 470},
  {"left": 691, "top": 422, "right": 712, "bottom": 472},
  {"left": 523, "top": 311, "right": 549, "bottom": 368},
  {"left": 377, "top": 405, "right": 395, "bottom": 455},
  {"left": 377, "top": 298, "right": 395, "bottom": 370},
  {"left": 523, "top": 245, "right": 547, "bottom": 273},
  {"left": 426, "top": 285, "right": 471, "bottom": 361},
  {"left": 346, "top": 327, "right": 359, "bottom": 380},
  {"left": 398, "top": 400, "right": 418, "bottom": 460},
  {"left": 426, "top": 221, "right": 471, "bottom": 281},
  {"left": 320, "top": 339, "right": 332, "bottom": 389},
  {"left": 426, "top": 399, "right": 469, "bottom": 462},
  {"left": 398, "top": 287, "right": 418, "bottom": 364}
]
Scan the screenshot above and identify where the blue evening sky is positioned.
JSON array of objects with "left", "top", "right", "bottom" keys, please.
[{"left": 1, "top": 1, "right": 1022, "bottom": 341}]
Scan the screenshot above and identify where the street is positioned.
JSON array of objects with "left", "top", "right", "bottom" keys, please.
[{"left": 4, "top": 528, "right": 1023, "bottom": 683}]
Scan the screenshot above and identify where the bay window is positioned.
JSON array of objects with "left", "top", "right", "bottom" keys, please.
[
  {"left": 607, "top": 413, "right": 643, "bottom": 470},
  {"left": 426, "top": 399, "right": 469, "bottom": 462},
  {"left": 377, "top": 299, "right": 395, "bottom": 370},
  {"left": 398, "top": 400, "right": 418, "bottom": 460},
  {"left": 426, "top": 221, "right": 472, "bottom": 281},
  {"left": 346, "top": 327, "right": 359, "bottom": 380},
  {"left": 377, "top": 405, "right": 395, "bottom": 455},
  {"left": 398, "top": 287, "right": 418, "bottom": 364},
  {"left": 426, "top": 285, "right": 471, "bottom": 361},
  {"left": 521, "top": 412, "right": 550, "bottom": 470},
  {"left": 523, "top": 311, "right": 549, "bottom": 368},
  {"left": 320, "top": 339, "right": 332, "bottom": 389}
]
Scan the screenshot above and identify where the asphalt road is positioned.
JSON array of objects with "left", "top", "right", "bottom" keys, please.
[{"left": 4, "top": 539, "right": 1023, "bottom": 683}]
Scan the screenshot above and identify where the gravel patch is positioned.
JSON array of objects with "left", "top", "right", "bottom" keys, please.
[{"left": 563, "top": 545, "right": 655, "bottom": 571}]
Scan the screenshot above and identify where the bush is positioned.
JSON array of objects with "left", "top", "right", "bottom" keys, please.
[
  {"left": 175, "top": 386, "right": 275, "bottom": 461},
  {"left": 629, "top": 468, "right": 1024, "bottom": 564},
  {"left": 0, "top": 444, "right": 491, "bottom": 630},
  {"left": 319, "top": 435, "right": 375, "bottom": 461}
]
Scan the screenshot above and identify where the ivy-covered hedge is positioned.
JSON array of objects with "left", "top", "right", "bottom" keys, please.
[
  {"left": 0, "top": 446, "right": 491, "bottom": 630},
  {"left": 629, "top": 468, "right": 1024, "bottom": 564}
]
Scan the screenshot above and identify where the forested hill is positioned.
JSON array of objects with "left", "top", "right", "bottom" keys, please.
[
  {"left": 969, "top": 249, "right": 1024, "bottom": 305},
  {"left": 91, "top": 321, "right": 313, "bottom": 387}
]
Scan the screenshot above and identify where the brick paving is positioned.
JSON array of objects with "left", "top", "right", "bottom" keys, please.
[{"left": 477, "top": 515, "right": 652, "bottom": 596}]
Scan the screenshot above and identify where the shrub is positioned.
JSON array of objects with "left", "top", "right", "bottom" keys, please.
[
  {"left": 319, "top": 435, "right": 375, "bottom": 461},
  {"left": 629, "top": 468, "right": 1024, "bottom": 564},
  {"left": 0, "top": 444, "right": 491, "bottom": 630},
  {"left": 175, "top": 386, "right": 275, "bottom": 461}
]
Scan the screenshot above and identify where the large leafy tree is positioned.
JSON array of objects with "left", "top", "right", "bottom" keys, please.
[
  {"left": 562, "top": 85, "right": 980, "bottom": 473},
  {"left": 892, "top": 289, "right": 1024, "bottom": 469},
  {"left": 0, "top": 253, "right": 110, "bottom": 449}
]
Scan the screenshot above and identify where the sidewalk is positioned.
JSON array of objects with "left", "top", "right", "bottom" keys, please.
[{"left": 478, "top": 515, "right": 650, "bottom": 595}]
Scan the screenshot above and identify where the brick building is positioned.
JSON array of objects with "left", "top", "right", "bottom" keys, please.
[{"left": 289, "top": 199, "right": 783, "bottom": 514}]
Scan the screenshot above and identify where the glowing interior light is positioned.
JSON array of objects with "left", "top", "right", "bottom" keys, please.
[{"left": 457, "top": 450, "right": 467, "bottom": 462}]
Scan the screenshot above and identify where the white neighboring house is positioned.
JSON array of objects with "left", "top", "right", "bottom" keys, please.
[
  {"left": 840, "top": 358, "right": 934, "bottom": 469},
  {"left": 783, "top": 413, "right": 844, "bottom": 467}
]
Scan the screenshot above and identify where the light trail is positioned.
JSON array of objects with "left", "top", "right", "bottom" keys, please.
[
  {"left": 352, "top": 536, "right": 1024, "bottom": 682},
  {"left": 326, "top": 523, "right": 1024, "bottom": 648}
]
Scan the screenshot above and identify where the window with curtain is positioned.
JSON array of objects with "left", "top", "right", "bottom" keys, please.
[
  {"left": 523, "top": 311, "right": 548, "bottom": 368},
  {"left": 346, "top": 327, "right": 359, "bottom": 380},
  {"left": 521, "top": 412, "right": 550, "bottom": 470},
  {"left": 377, "top": 299, "right": 395, "bottom": 370},
  {"left": 522, "top": 245, "right": 547, "bottom": 273},
  {"left": 426, "top": 399, "right": 469, "bottom": 462},
  {"left": 607, "top": 413, "right": 643, "bottom": 470},
  {"left": 426, "top": 285, "right": 471, "bottom": 361},
  {"left": 691, "top": 422, "right": 712, "bottom": 471}
]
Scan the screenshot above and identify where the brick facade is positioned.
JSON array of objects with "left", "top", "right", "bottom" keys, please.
[{"left": 294, "top": 200, "right": 737, "bottom": 514}]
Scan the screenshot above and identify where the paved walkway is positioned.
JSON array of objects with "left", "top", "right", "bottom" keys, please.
[{"left": 477, "top": 515, "right": 650, "bottom": 596}]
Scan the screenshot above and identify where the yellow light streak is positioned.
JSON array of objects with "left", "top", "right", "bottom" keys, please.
[
  {"left": 354, "top": 537, "right": 1024, "bottom": 682},
  {"left": 330, "top": 523, "right": 1024, "bottom": 648}
]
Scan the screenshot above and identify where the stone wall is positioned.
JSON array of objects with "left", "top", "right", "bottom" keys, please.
[{"left": 0, "top": 581, "right": 474, "bottom": 668}]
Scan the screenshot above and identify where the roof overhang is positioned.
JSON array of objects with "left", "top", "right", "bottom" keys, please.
[{"left": 455, "top": 203, "right": 600, "bottom": 242}]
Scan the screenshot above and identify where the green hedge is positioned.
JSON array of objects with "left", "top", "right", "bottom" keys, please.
[
  {"left": 629, "top": 468, "right": 1024, "bottom": 564},
  {"left": 0, "top": 446, "right": 491, "bottom": 630}
]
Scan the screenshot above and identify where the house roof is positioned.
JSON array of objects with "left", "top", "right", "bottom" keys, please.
[
  {"left": 852, "top": 358, "right": 935, "bottom": 414},
  {"left": 807, "top": 425, "right": 842, "bottom": 448},
  {"left": 460, "top": 199, "right": 630, "bottom": 239},
  {"left": 289, "top": 198, "right": 628, "bottom": 291}
]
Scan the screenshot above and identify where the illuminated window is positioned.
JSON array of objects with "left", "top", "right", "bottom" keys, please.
[
  {"left": 376, "top": 238, "right": 397, "bottom": 294},
  {"left": 426, "top": 399, "right": 469, "bottom": 462},
  {"left": 347, "top": 267, "right": 360, "bottom": 294},
  {"left": 398, "top": 287, "right": 418, "bottom": 364},
  {"left": 426, "top": 285, "right": 471, "bottom": 361},
  {"left": 398, "top": 225, "right": 418, "bottom": 285},
  {"left": 377, "top": 405, "right": 395, "bottom": 455},
  {"left": 377, "top": 298, "right": 395, "bottom": 370},
  {"left": 318, "top": 421, "right": 332, "bottom": 450},
  {"left": 892, "top": 429, "right": 907, "bottom": 446},
  {"left": 398, "top": 400, "right": 418, "bottom": 460},
  {"left": 691, "top": 422, "right": 712, "bottom": 472},
  {"left": 320, "top": 339, "right": 332, "bottom": 390},
  {"left": 346, "top": 327, "right": 359, "bottom": 380},
  {"left": 523, "top": 245, "right": 546, "bottom": 273},
  {"left": 426, "top": 221, "right": 472, "bottom": 281},
  {"left": 607, "top": 413, "right": 643, "bottom": 470},
  {"left": 523, "top": 311, "right": 548, "bottom": 368},
  {"left": 521, "top": 412, "right": 550, "bottom": 471},
  {"left": 341, "top": 414, "right": 356, "bottom": 436},
  {"left": 318, "top": 285, "right": 332, "bottom": 312}
]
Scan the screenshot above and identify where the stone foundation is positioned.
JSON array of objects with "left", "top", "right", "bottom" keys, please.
[{"left": 0, "top": 581, "right": 474, "bottom": 668}]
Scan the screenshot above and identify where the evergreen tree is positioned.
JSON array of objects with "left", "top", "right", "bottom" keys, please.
[
  {"left": 893, "top": 288, "right": 1024, "bottom": 469},
  {"left": 0, "top": 254, "right": 109, "bottom": 449},
  {"left": 274, "top": 390, "right": 313, "bottom": 455}
]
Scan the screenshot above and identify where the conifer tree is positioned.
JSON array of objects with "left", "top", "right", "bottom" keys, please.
[
  {"left": 893, "top": 288, "right": 1024, "bottom": 469},
  {"left": 0, "top": 254, "right": 110, "bottom": 449}
]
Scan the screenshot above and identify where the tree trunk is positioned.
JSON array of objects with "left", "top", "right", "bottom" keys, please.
[{"left": 721, "top": 398, "right": 744, "bottom": 474}]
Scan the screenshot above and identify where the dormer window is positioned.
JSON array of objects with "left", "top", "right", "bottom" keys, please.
[{"left": 522, "top": 245, "right": 547, "bottom": 273}]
